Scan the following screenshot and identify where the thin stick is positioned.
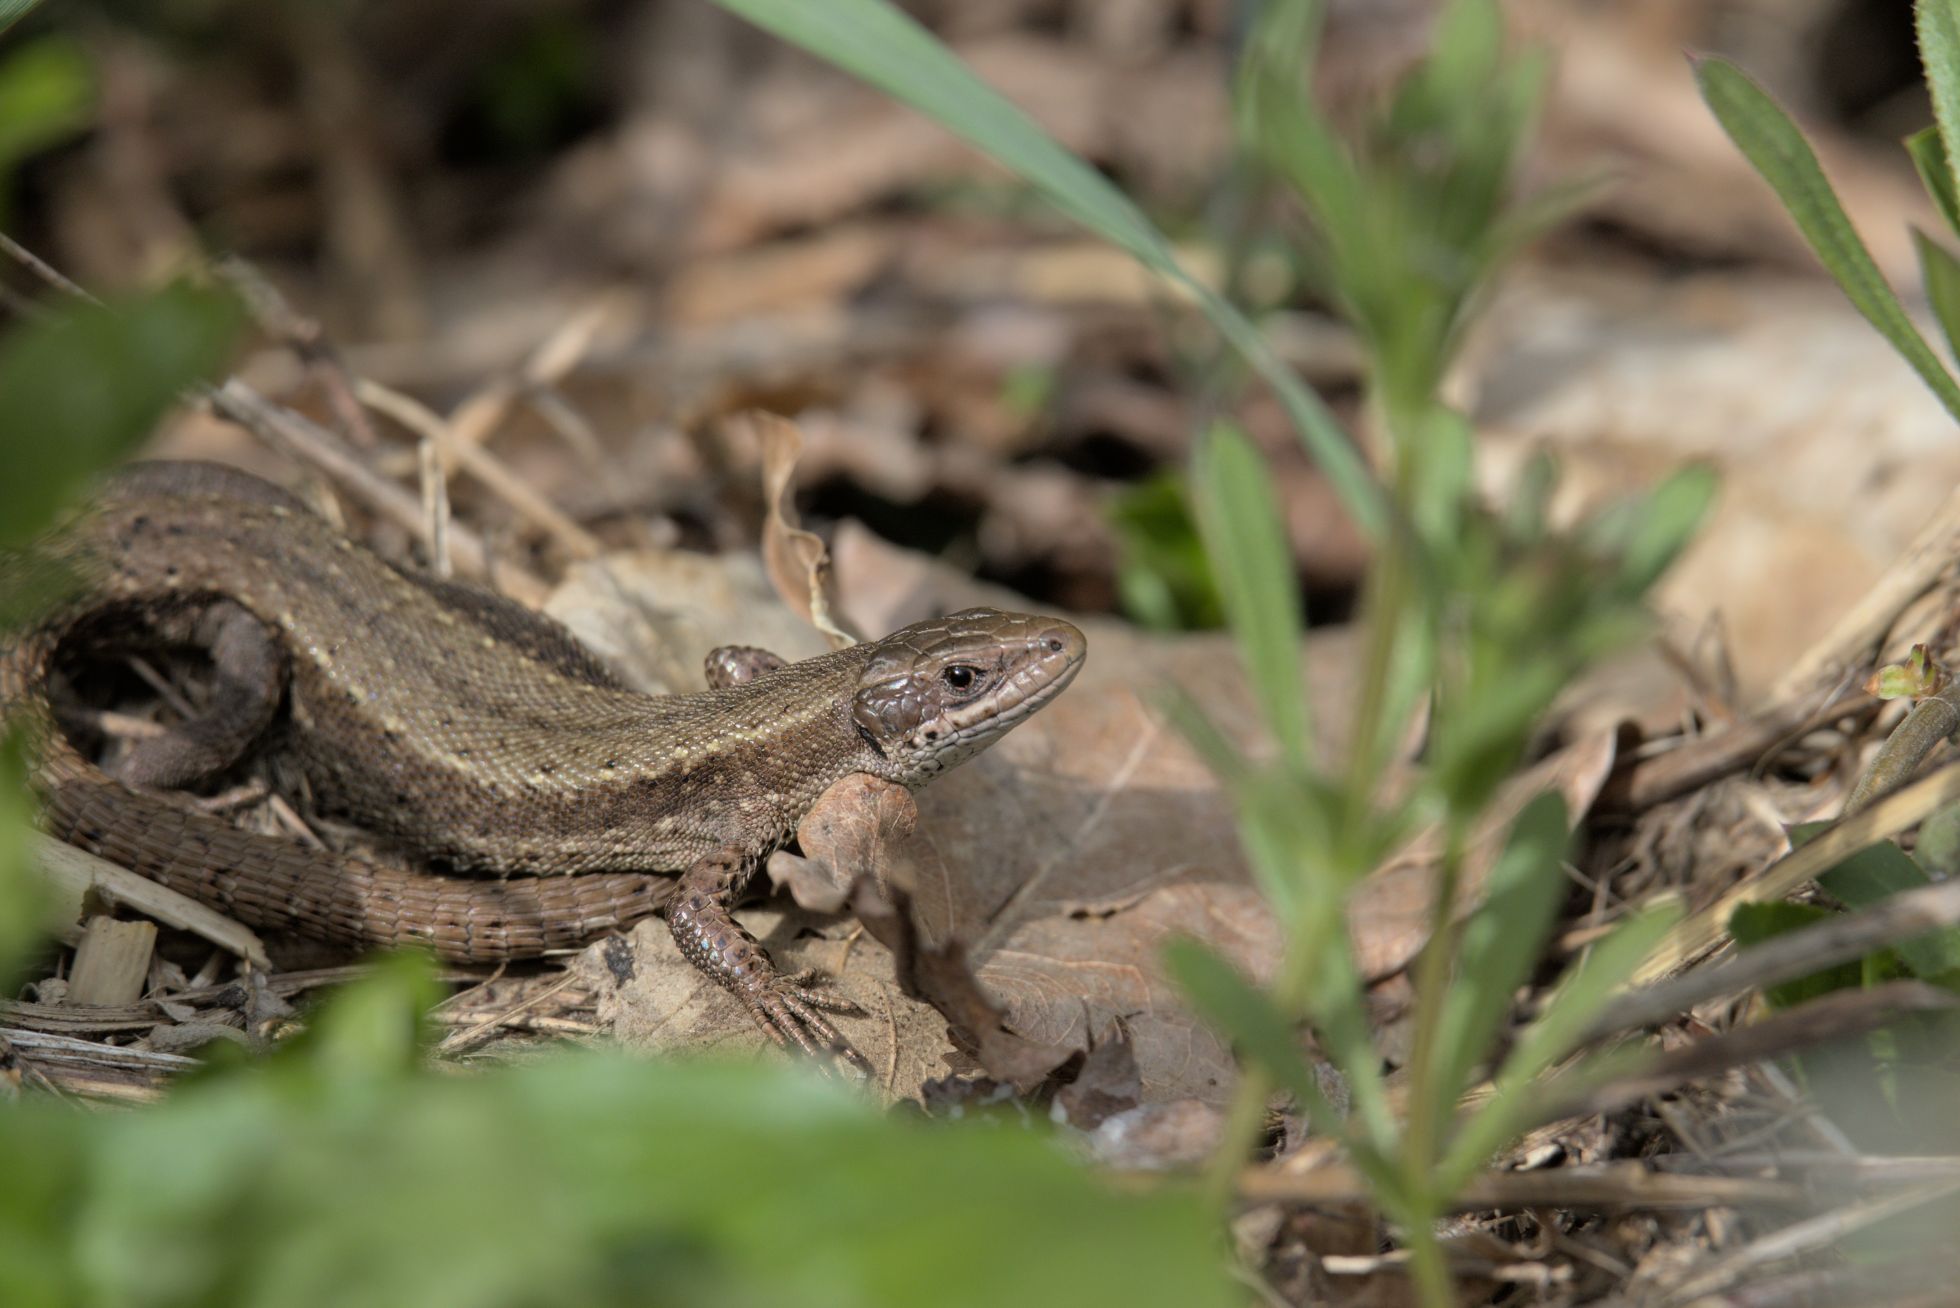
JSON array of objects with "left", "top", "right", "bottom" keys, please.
[
  {"left": 208, "top": 379, "right": 548, "bottom": 606},
  {"left": 357, "top": 378, "right": 603, "bottom": 559},
  {"left": 1630, "top": 758, "right": 1960, "bottom": 985}
]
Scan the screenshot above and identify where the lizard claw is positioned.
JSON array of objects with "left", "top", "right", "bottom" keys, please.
[
  {"left": 779, "top": 967, "right": 866, "bottom": 1016},
  {"left": 741, "top": 975, "right": 871, "bottom": 1076}
]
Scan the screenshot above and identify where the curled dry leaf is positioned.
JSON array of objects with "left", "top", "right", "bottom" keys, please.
[{"left": 734, "top": 409, "right": 861, "bottom": 648}]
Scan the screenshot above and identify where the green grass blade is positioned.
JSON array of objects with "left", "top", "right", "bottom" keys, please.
[
  {"left": 1163, "top": 938, "right": 1338, "bottom": 1132},
  {"left": 0, "top": 0, "right": 45, "bottom": 36},
  {"left": 1919, "top": 0, "right": 1960, "bottom": 210},
  {"left": 1697, "top": 57, "right": 1960, "bottom": 424},
  {"left": 1907, "top": 126, "right": 1960, "bottom": 238},
  {"left": 1193, "top": 421, "right": 1310, "bottom": 764},
  {"left": 708, "top": 0, "right": 1385, "bottom": 536},
  {"left": 1429, "top": 793, "right": 1570, "bottom": 1122},
  {"left": 1916, "top": 228, "right": 1960, "bottom": 366},
  {"left": 1439, "top": 904, "right": 1676, "bottom": 1186}
]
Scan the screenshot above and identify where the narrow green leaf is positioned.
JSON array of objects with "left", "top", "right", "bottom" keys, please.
[
  {"left": 1163, "top": 938, "right": 1335, "bottom": 1130},
  {"left": 0, "top": 36, "right": 92, "bottom": 174},
  {"left": 1430, "top": 794, "right": 1570, "bottom": 1115},
  {"left": 0, "top": 0, "right": 47, "bottom": 37},
  {"left": 0, "top": 730, "right": 48, "bottom": 989},
  {"left": 1439, "top": 904, "right": 1677, "bottom": 1183},
  {"left": 1730, "top": 901, "right": 1873, "bottom": 1006},
  {"left": 1919, "top": 0, "right": 1960, "bottom": 214},
  {"left": 1697, "top": 57, "right": 1960, "bottom": 423},
  {"left": 708, "top": 0, "right": 1386, "bottom": 537},
  {"left": 1907, "top": 126, "right": 1960, "bottom": 239},
  {"left": 1193, "top": 421, "right": 1309, "bottom": 765},
  {"left": 1815, "top": 837, "right": 1960, "bottom": 981},
  {"left": 0, "top": 282, "right": 242, "bottom": 546},
  {"left": 1916, "top": 228, "right": 1960, "bottom": 366}
]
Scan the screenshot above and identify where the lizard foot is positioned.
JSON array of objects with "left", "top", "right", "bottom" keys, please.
[{"left": 737, "top": 971, "right": 871, "bottom": 1076}]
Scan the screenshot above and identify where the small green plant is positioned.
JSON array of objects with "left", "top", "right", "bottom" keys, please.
[
  {"left": 1170, "top": 5, "right": 1701, "bottom": 1299},
  {"left": 0, "top": 954, "right": 1233, "bottom": 1308},
  {"left": 708, "top": 1, "right": 1708, "bottom": 1301}
]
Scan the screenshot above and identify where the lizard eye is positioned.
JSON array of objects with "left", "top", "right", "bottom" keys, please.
[{"left": 942, "top": 665, "right": 982, "bottom": 691}]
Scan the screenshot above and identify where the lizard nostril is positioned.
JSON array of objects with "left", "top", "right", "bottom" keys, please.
[{"left": 1046, "top": 637, "right": 1064, "bottom": 652}]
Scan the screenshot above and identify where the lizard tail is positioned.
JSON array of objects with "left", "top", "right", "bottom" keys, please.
[{"left": 3, "top": 617, "right": 671, "bottom": 963}]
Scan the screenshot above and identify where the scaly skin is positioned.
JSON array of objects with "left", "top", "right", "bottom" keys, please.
[{"left": 1, "top": 461, "right": 1087, "bottom": 1064}]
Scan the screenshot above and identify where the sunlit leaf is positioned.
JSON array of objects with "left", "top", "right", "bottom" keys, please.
[
  {"left": 1697, "top": 57, "right": 1960, "bottom": 423},
  {"left": 1438, "top": 904, "right": 1675, "bottom": 1184},
  {"left": 1907, "top": 126, "right": 1960, "bottom": 239},
  {"left": 1919, "top": 0, "right": 1960, "bottom": 220},
  {"left": 1916, "top": 228, "right": 1960, "bottom": 366},
  {"left": 1193, "top": 421, "right": 1309, "bottom": 765},
  {"left": 1429, "top": 793, "right": 1570, "bottom": 1119}
]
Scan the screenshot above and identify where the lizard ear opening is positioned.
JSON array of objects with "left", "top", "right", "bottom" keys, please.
[{"left": 852, "top": 680, "right": 919, "bottom": 748}]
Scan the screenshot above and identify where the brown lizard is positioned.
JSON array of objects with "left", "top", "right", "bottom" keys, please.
[{"left": 0, "top": 460, "right": 1086, "bottom": 1063}]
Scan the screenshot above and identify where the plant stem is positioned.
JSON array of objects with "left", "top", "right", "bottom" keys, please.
[
  {"left": 1403, "top": 1219, "right": 1454, "bottom": 1308},
  {"left": 1399, "top": 820, "right": 1468, "bottom": 1197},
  {"left": 1843, "top": 683, "right": 1960, "bottom": 816}
]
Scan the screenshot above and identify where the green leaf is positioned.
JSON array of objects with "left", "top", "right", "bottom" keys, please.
[
  {"left": 1106, "top": 472, "right": 1222, "bottom": 631},
  {"left": 1916, "top": 227, "right": 1960, "bottom": 366},
  {"left": 1429, "top": 793, "right": 1570, "bottom": 1119},
  {"left": 0, "top": 729, "right": 49, "bottom": 989},
  {"left": 1920, "top": 0, "right": 1960, "bottom": 219},
  {"left": 0, "top": 0, "right": 48, "bottom": 37},
  {"left": 1917, "top": 799, "right": 1960, "bottom": 880},
  {"left": 0, "top": 35, "right": 91, "bottom": 175},
  {"left": 1730, "top": 900, "right": 1874, "bottom": 1006},
  {"left": 3, "top": 1005, "right": 1234, "bottom": 1307},
  {"left": 1815, "top": 838, "right": 1960, "bottom": 982},
  {"left": 0, "top": 282, "right": 241, "bottom": 547},
  {"left": 1907, "top": 126, "right": 1960, "bottom": 239},
  {"left": 1163, "top": 937, "right": 1333, "bottom": 1129},
  {"left": 1192, "top": 421, "right": 1309, "bottom": 765},
  {"left": 707, "top": 0, "right": 1386, "bottom": 538},
  {"left": 1439, "top": 904, "right": 1677, "bottom": 1184},
  {"left": 1696, "top": 57, "right": 1960, "bottom": 423},
  {"left": 1593, "top": 462, "right": 1719, "bottom": 596}
]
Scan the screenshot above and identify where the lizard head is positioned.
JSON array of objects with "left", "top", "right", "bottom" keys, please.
[{"left": 851, "top": 607, "right": 1086, "bottom": 785}]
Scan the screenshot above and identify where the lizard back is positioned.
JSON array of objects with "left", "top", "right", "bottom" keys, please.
[{"left": 45, "top": 464, "right": 883, "bottom": 874}]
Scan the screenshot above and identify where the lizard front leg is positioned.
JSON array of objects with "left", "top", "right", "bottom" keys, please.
[{"left": 666, "top": 845, "right": 867, "bottom": 1072}]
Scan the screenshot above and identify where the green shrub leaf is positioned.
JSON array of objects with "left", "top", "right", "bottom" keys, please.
[
  {"left": 2, "top": 964, "right": 1233, "bottom": 1308},
  {"left": 1916, "top": 228, "right": 1960, "bottom": 365},
  {"left": 1907, "top": 126, "right": 1960, "bottom": 238},
  {"left": 0, "top": 282, "right": 241, "bottom": 547},
  {"left": 1696, "top": 57, "right": 1960, "bottom": 423},
  {"left": 1918, "top": 0, "right": 1960, "bottom": 213},
  {"left": 1429, "top": 793, "right": 1570, "bottom": 1121},
  {"left": 1193, "top": 421, "right": 1309, "bottom": 764}
]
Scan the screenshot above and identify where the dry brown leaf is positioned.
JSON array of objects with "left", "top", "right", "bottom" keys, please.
[
  {"left": 734, "top": 410, "right": 860, "bottom": 647},
  {"left": 769, "top": 772, "right": 920, "bottom": 915}
]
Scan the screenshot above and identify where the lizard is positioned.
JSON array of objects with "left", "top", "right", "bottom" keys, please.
[{"left": 0, "top": 460, "right": 1086, "bottom": 1064}]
